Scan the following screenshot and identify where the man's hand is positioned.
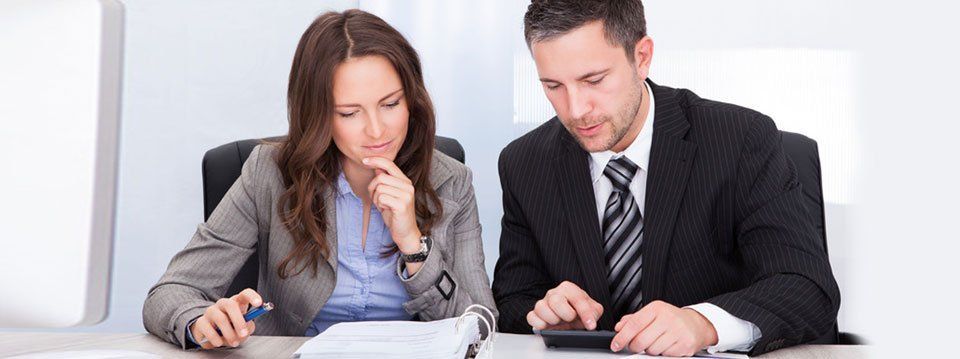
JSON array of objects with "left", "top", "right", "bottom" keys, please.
[
  {"left": 610, "top": 300, "right": 718, "bottom": 356},
  {"left": 527, "top": 281, "right": 603, "bottom": 331}
]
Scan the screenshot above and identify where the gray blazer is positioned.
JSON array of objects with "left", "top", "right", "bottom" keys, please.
[{"left": 143, "top": 145, "right": 497, "bottom": 348}]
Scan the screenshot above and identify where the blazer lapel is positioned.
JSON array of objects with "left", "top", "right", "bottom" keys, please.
[
  {"left": 429, "top": 150, "right": 456, "bottom": 192},
  {"left": 323, "top": 188, "right": 338, "bottom": 271},
  {"left": 640, "top": 81, "right": 697, "bottom": 306},
  {"left": 552, "top": 123, "right": 615, "bottom": 326},
  {"left": 283, "top": 187, "right": 339, "bottom": 335}
]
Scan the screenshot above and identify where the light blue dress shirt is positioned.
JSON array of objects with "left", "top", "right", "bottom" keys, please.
[{"left": 304, "top": 172, "right": 412, "bottom": 336}]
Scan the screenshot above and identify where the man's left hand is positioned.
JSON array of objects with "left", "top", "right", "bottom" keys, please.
[{"left": 610, "top": 300, "right": 719, "bottom": 356}]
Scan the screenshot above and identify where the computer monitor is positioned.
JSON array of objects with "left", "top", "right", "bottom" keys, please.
[{"left": 0, "top": 0, "right": 123, "bottom": 327}]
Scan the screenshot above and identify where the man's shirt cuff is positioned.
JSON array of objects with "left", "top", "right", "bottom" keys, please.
[{"left": 685, "top": 302, "right": 762, "bottom": 353}]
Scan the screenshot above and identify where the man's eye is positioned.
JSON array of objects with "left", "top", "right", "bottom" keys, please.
[
  {"left": 587, "top": 76, "right": 604, "bottom": 86},
  {"left": 545, "top": 84, "right": 561, "bottom": 90}
]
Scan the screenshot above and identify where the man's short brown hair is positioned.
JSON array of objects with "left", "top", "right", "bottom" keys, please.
[{"left": 524, "top": 0, "right": 647, "bottom": 61}]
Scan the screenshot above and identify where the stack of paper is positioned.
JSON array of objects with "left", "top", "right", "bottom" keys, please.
[{"left": 294, "top": 316, "right": 480, "bottom": 359}]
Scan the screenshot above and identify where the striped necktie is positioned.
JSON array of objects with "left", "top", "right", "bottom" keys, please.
[{"left": 602, "top": 156, "right": 645, "bottom": 316}]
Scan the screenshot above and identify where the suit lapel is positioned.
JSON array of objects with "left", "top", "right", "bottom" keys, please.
[
  {"left": 640, "top": 81, "right": 697, "bottom": 306},
  {"left": 323, "top": 188, "right": 338, "bottom": 271},
  {"left": 552, "top": 122, "right": 615, "bottom": 325},
  {"left": 284, "top": 187, "right": 338, "bottom": 335},
  {"left": 428, "top": 150, "right": 456, "bottom": 192}
]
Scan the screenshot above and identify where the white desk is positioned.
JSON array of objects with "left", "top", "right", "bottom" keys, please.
[{"left": 0, "top": 332, "right": 869, "bottom": 358}]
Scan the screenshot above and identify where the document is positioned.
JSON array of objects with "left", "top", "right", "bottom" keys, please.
[
  {"left": 626, "top": 351, "right": 749, "bottom": 359},
  {"left": 294, "top": 316, "right": 480, "bottom": 358}
]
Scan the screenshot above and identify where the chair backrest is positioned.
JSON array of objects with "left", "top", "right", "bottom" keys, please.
[
  {"left": 779, "top": 131, "right": 828, "bottom": 254},
  {"left": 779, "top": 131, "right": 840, "bottom": 344},
  {"left": 200, "top": 136, "right": 465, "bottom": 296}
]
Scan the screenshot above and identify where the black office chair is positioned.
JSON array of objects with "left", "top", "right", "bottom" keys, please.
[
  {"left": 199, "top": 132, "right": 862, "bottom": 344},
  {"left": 200, "top": 136, "right": 465, "bottom": 299},
  {"left": 780, "top": 132, "right": 863, "bottom": 345}
]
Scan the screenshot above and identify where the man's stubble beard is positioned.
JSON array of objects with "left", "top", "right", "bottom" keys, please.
[{"left": 564, "top": 77, "right": 644, "bottom": 152}]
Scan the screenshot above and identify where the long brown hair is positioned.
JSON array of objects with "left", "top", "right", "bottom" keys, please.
[{"left": 274, "top": 9, "right": 441, "bottom": 279}]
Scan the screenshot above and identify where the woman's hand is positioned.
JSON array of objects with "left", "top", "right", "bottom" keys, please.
[
  {"left": 189, "top": 288, "right": 262, "bottom": 349},
  {"left": 363, "top": 157, "right": 423, "bottom": 255}
]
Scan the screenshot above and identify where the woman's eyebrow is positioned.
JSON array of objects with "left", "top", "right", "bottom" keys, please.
[
  {"left": 335, "top": 88, "right": 403, "bottom": 108},
  {"left": 378, "top": 88, "right": 403, "bottom": 102}
]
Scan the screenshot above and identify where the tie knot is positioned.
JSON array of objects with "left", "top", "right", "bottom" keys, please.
[{"left": 603, "top": 156, "right": 639, "bottom": 193}]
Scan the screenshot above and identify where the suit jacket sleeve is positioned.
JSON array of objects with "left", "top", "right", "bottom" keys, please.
[
  {"left": 706, "top": 115, "right": 841, "bottom": 356},
  {"left": 397, "top": 166, "right": 499, "bottom": 329},
  {"left": 141, "top": 147, "right": 265, "bottom": 349},
  {"left": 492, "top": 150, "right": 557, "bottom": 333}
]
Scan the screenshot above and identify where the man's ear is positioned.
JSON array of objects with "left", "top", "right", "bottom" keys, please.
[{"left": 633, "top": 36, "right": 654, "bottom": 80}]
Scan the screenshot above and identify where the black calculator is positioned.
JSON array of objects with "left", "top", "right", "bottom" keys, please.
[{"left": 539, "top": 329, "right": 618, "bottom": 350}]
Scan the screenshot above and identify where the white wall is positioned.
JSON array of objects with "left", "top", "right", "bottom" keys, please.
[
  {"left": 82, "top": 0, "right": 358, "bottom": 333},
  {"left": 849, "top": 1, "right": 960, "bottom": 356}
]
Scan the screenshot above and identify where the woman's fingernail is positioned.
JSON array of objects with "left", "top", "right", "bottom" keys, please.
[
  {"left": 611, "top": 342, "right": 620, "bottom": 351},
  {"left": 232, "top": 341, "right": 239, "bottom": 347},
  {"left": 362, "top": 158, "right": 369, "bottom": 164},
  {"left": 240, "top": 329, "right": 249, "bottom": 336}
]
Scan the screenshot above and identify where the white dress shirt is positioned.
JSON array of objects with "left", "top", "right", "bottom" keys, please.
[{"left": 587, "top": 81, "right": 762, "bottom": 353}]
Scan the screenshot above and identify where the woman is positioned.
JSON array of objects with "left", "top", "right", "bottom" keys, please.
[{"left": 143, "top": 9, "right": 496, "bottom": 349}]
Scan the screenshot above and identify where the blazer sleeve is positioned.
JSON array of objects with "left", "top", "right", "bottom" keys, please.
[
  {"left": 142, "top": 146, "right": 266, "bottom": 349},
  {"left": 396, "top": 166, "right": 499, "bottom": 331},
  {"left": 491, "top": 150, "right": 556, "bottom": 334},
  {"left": 706, "top": 115, "right": 841, "bottom": 356}
]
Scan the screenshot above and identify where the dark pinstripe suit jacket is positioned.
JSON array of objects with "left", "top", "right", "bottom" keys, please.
[{"left": 492, "top": 80, "right": 840, "bottom": 355}]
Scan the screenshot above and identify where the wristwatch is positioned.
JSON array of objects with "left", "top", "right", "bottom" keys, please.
[{"left": 400, "top": 235, "right": 432, "bottom": 263}]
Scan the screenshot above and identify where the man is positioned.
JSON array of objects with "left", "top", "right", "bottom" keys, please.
[{"left": 492, "top": 0, "right": 840, "bottom": 356}]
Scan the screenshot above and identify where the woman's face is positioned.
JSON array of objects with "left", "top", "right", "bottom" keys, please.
[{"left": 331, "top": 55, "right": 409, "bottom": 168}]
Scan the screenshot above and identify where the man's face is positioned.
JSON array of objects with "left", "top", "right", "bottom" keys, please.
[{"left": 531, "top": 21, "right": 647, "bottom": 152}]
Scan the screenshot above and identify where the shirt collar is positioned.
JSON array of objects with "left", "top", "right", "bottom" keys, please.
[
  {"left": 335, "top": 172, "right": 356, "bottom": 199},
  {"left": 589, "top": 80, "right": 656, "bottom": 184}
]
